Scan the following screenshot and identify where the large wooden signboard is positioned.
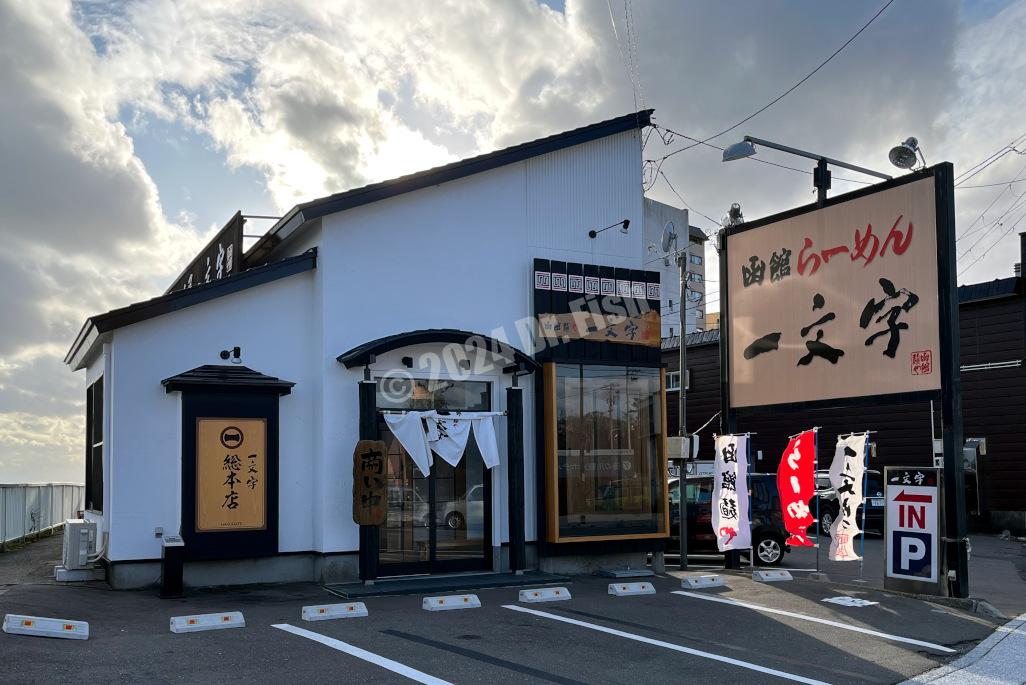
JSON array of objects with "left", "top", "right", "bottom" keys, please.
[
  {"left": 353, "top": 439, "right": 388, "bottom": 526},
  {"left": 724, "top": 172, "right": 948, "bottom": 410},
  {"left": 196, "top": 418, "right": 267, "bottom": 532}
]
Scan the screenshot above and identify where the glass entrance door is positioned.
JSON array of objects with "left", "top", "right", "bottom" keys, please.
[{"left": 376, "top": 377, "right": 491, "bottom": 575}]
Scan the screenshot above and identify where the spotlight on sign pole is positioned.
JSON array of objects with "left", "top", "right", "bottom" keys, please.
[{"left": 889, "top": 137, "right": 923, "bottom": 170}]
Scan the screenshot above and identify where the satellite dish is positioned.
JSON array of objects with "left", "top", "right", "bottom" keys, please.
[
  {"left": 889, "top": 137, "right": 920, "bottom": 170},
  {"left": 661, "top": 221, "right": 678, "bottom": 254}
]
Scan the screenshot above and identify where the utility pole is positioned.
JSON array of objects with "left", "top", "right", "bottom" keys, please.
[{"left": 677, "top": 242, "right": 689, "bottom": 571}]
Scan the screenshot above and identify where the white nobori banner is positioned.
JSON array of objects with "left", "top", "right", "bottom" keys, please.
[
  {"left": 828, "top": 433, "right": 869, "bottom": 561},
  {"left": 711, "top": 434, "right": 751, "bottom": 552}
]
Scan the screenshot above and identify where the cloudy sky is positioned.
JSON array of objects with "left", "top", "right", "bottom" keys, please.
[{"left": 1, "top": 0, "right": 1024, "bottom": 483}]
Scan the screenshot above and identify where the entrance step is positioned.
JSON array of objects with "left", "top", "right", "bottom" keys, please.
[{"left": 323, "top": 570, "right": 570, "bottom": 599}]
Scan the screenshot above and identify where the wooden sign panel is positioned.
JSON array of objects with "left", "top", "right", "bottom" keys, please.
[
  {"left": 196, "top": 418, "right": 267, "bottom": 532},
  {"left": 725, "top": 175, "right": 943, "bottom": 408},
  {"left": 353, "top": 439, "right": 388, "bottom": 526},
  {"left": 538, "top": 310, "right": 660, "bottom": 347}
]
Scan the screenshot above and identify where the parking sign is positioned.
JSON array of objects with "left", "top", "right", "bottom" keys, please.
[{"left": 885, "top": 468, "right": 940, "bottom": 586}]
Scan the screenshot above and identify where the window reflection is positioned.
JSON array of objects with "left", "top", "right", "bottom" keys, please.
[{"left": 555, "top": 364, "right": 665, "bottom": 537}]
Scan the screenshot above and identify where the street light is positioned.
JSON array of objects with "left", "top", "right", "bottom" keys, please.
[{"left": 722, "top": 136, "right": 892, "bottom": 205}]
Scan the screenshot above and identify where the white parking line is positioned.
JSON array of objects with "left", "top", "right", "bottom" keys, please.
[
  {"left": 502, "top": 605, "right": 829, "bottom": 685},
  {"left": 272, "top": 623, "right": 454, "bottom": 684},
  {"left": 672, "top": 591, "right": 955, "bottom": 653}
]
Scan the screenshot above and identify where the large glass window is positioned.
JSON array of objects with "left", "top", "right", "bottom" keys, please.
[{"left": 549, "top": 364, "right": 666, "bottom": 539}]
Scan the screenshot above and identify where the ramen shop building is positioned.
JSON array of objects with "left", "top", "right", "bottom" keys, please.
[{"left": 64, "top": 110, "right": 696, "bottom": 588}]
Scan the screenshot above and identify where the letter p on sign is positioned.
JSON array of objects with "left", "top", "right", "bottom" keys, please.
[{"left": 892, "top": 531, "right": 932, "bottom": 578}]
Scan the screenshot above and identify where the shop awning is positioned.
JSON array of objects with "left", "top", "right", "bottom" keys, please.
[{"left": 336, "top": 329, "right": 539, "bottom": 371}]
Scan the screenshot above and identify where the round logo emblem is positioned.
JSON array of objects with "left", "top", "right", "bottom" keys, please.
[{"left": 220, "top": 426, "right": 244, "bottom": 449}]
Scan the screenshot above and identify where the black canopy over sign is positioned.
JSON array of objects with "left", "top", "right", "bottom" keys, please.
[{"left": 167, "top": 211, "right": 245, "bottom": 293}]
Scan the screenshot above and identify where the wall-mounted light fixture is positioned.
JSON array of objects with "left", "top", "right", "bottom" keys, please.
[
  {"left": 219, "top": 346, "right": 242, "bottom": 364},
  {"left": 588, "top": 219, "right": 630, "bottom": 239}
]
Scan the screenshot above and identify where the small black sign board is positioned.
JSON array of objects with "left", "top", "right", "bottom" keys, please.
[{"left": 167, "top": 211, "right": 245, "bottom": 293}]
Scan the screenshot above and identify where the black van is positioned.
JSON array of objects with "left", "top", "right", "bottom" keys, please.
[{"left": 669, "top": 473, "right": 790, "bottom": 566}]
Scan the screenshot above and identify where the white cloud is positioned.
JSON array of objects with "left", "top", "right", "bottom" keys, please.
[{"left": 0, "top": 0, "right": 209, "bottom": 482}]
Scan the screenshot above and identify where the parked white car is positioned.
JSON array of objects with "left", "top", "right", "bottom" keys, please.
[{"left": 442, "top": 484, "right": 484, "bottom": 530}]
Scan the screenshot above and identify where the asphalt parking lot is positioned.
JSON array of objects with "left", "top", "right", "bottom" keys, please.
[{"left": 1, "top": 571, "right": 1001, "bottom": 685}]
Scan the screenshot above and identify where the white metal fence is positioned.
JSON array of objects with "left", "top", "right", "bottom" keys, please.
[{"left": 1, "top": 483, "right": 84, "bottom": 546}]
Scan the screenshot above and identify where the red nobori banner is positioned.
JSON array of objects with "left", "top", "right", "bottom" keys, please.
[
  {"left": 776, "top": 429, "right": 817, "bottom": 547},
  {"left": 726, "top": 175, "right": 944, "bottom": 408}
]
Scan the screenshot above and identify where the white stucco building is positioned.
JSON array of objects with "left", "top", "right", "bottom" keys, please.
[{"left": 66, "top": 110, "right": 691, "bottom": 588}]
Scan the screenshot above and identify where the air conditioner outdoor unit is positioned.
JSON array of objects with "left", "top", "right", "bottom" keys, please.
[{"left": 61, "top": 519, "right": 96, "bottom": 571}]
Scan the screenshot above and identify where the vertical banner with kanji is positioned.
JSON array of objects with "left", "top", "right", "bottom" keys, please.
[
  {"left": 712, "top": 434, "right": 751, "bottom": 551},
  {"left": 828, "top": 433, "right": 869, "bottom": 561},
  {"left": 196, "top": 418, "right": 267, "bottom": 532},
  {"left": 776, "top": 429, "right": 818, "bottom": 547},
  {"left": 353, "top": 440, "right": 388, "bottom": 526}
]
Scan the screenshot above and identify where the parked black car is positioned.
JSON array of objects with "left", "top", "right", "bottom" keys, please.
[
  {"left": 669, "top": 474, "right": 789, "bottom": 566},
  {"left": 809, "top": 469, "right": 885, "bottom": 536}
]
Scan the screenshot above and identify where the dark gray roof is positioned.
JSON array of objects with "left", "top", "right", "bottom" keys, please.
[
  {"left": 66, "top": 250, "right": 317, "bottom": 366},
  {"left": 662, "top": 328, "right": 720, "bottom": 351},
  {"left": 689, "top": 225, "right": 710, "bottom": 242},
  {"left": 91, "top": 251, "right": 315, "bottom": 335},
  {"left": 246, "top": 110, "right": 654, "bottom": 265},
  {"left": 161, "top": 365, "right": 295, "bottom": 394},
  {"left": 958, "top": 276, "right": 1021, "bottom": 303}
]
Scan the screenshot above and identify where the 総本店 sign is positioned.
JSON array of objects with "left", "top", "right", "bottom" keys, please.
[
  {"left": 885, "top": 467, "right": 940, "bottom": 587},
  {"left": 725, "top": 174, "right": 945, "bottom": 408},
  {"left": 196, "top": 418, "right": 267, "bottom": 532}
]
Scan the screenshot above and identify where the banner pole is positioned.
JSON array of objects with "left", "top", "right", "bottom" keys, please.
[
  {"left": 748, "top": 436, "right": 754, "bottom": 574},
  {"left": 815, "top": 429, "right": 821, "bottom": 575},
  {"left": 858, "top": 436, "right": 870, "bottom": 582}
]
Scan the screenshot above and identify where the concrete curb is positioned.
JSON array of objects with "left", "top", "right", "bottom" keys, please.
[{"left": 899, "top": 613, "right": 1026, "bottom": 684}]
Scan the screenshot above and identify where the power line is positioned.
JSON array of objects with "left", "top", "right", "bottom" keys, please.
[
  {"left": 956, "top": 178, "right": 1026, "bottom": 189},
  {"left": 647, "top": 126, "right": 874, "bottom": 190},
  {"left": 956, "top": 161, "right": 1026, "bottom": 240},
  {"left": 954, "top": 132, "right": 1026, "bottom": 185},
  {"left": 957, "top": 210, "right": 1026, "bottom": 277},
  {"left": 957, "top": 190, "right": 1026, "bottom": 261},
  {"left": 649, "top": 0, "right": 894, "bottom": 165},
  {"left": 657, "top": 170, "right": 721, "bottom": 228},
  {"left": 624, "top": 0, "right": 645, "bottom": 108},
  {"left": 958, "top": 177, "right": 1026, "bottom": 245},
  {"left": 606, "top": 0, "right": 639, "bottom": 113}
]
